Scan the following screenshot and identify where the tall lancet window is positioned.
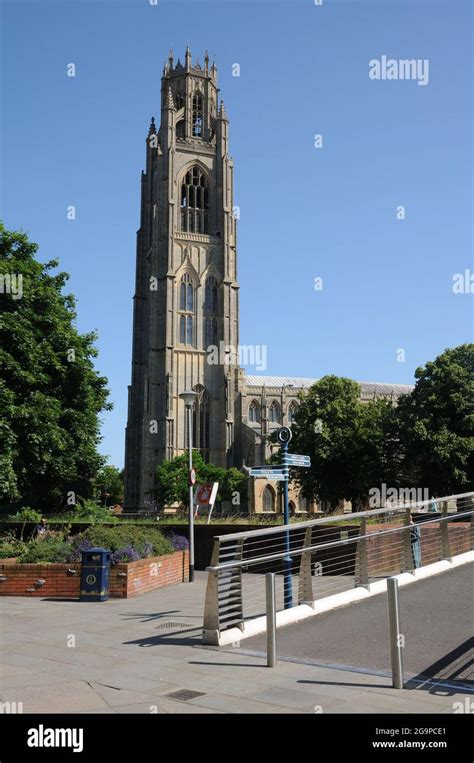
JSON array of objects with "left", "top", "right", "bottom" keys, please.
[
  {"left": 204, "top": 276, "right": 218, "bottom": 348},
  {"left": 192, "top": 92, "right": 203, "bottom": 137},
  {"left": 191, "top": 385, "right": 210, "bottom": 460},
  {"left": 205, "top": 276, "right": 218, "bottom": 314},
  {"left": 268, "top": 401, "right": 281, "bottom": 424},
  {"left": 178, "top": 272, "right": 195, "bottom": 346},
  {"left": 180, "top": 167, "right": 209, "bottom": 234},
  {"left": 248, "top": 400, "right": 261, "bottom": 424},
  {"left": 288, "top": 401, "right": 298, "bottom": 424}
]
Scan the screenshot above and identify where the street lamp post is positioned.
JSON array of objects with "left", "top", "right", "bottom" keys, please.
[{"left": 179, "top": 390, "right": 199, "bottom": 582}]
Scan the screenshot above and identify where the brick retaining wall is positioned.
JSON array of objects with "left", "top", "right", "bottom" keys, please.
[
  {"left": 365, "top": 523, "right": 470, "bottom": 576},
  {"left": 0, "top": 550, "right": 188, "bottom": 598}
]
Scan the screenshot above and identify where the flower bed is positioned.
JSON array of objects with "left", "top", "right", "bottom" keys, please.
[
  {"left": 0, "top": 523, "right": 190, "bottom": 597},
  {"left": 0, "top": 550, "right": 189, "bottom": 598}
]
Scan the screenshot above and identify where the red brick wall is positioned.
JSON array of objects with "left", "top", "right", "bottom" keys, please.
[
  {"left": 0, "top": 551, "right": 188, "bottom": 598},
  {"left": 112, "top": 550, "right": 189, "bottom": 598},
  {"left": 365, "top": 523, "right": 471, "bottom": 576}
]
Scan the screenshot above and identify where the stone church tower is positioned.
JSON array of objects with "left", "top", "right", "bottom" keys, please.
[{"left": 124, "top": 49, "right": 241, "bottom": 511}]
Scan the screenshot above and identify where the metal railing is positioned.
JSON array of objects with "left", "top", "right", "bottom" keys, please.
[{"left": 202, "top": 492, "right": 474, "bottom": 645}]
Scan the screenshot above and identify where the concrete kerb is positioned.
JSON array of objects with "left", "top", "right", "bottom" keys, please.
[{"left": 208, "top": 551, "right": 474, "bottom": 647}]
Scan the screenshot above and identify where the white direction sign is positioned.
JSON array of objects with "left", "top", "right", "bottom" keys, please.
[
  {"left": 249, "top": 468, "right": 286, "bottom": 481},
  {"left": 285, "top": 454, "right": 311, "bottom": 467}
]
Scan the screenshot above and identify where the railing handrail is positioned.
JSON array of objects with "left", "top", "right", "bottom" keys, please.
[
  {"left": 206, "top": 508, "right": 474, "bottom": 573},
  {"left": 212, "top": 492, "right": 474, "bottom": 543}
]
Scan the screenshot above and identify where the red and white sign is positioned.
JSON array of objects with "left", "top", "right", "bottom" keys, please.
[
  {"left": 194, "top": 482, "right": 219, "bottom": 524},
  {"left": 193, "top": 482, "right": 218, "bottom": 506},
  {"left": 188, "top": 468, "right": 196, "bottom": 486}
]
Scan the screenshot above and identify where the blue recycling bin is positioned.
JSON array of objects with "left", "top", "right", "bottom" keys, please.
[{"left": 80, "top": 547, "right": 111, "bottom": 602}]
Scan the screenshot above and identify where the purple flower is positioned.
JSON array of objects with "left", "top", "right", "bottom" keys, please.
[
  {"left": 111, "top": 544, "right": 141, "bottom": 564},
  {"left": 66, "top": 538, "right": 93, "bottom": 563},
  {"left": 168, "top": 533, "right": 189, "bottom": 551}
]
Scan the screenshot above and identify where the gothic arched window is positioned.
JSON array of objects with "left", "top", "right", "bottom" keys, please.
[
  {"left": 179, "top": 315, "right": 194, "bottom": 345},
  {"left": 288, "top": 401, "right": 298, "bottom": 424},
  {"left": 204, "top": 317, "right": 217, "bottom": 348},
  {"left": 178, "top": 273, "right": 194, "bottom": 346},
  {"left": 262, "top": 485, "right": 275, "bottom": 512},
  {"left": 176, "top": 119, "right": 185, "bottom": 139},
  {"left": 191, "top": 385, "right": 210, "bottom": 459},
  {"left": 248, "top": 400, "right": 260, "bottom": 424},
  {"left": 179, "top": 272, "right": 194, "bottom": 311},
  {"left": 192, "top": 92, "right": 203, "bottom": 137},
  {"left": 268, "top": 400, "right": 280, "bottom": 423},
  {"left": 180, "top": 167, "right": 209, "bottom": 234},
  {"left": 205, "top": 276, "right": 218, "bottom": 314}
]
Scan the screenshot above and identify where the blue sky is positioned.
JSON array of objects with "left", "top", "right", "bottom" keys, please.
[{"left": 2, "top": 0, "right": 472, "bottom": 468}]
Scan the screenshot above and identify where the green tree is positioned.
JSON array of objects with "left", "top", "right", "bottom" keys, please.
[
  {"left": 154, "top": 451, "right": 247, "bottom": 510},
  {"left": 94, "top": 464, "right": 124, "bottom": 506},
  {"left": 290, "top": 376, "right": 393, "bottom": 511},
  {"left": 397, "top": 344, "right": 474, "bottom": 495},
  {"left": 0, "top": 224, "right": 111, "bottom": 510}
]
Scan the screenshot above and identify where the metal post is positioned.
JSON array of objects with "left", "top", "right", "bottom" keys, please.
[
  {"left": 266, "top": 572, "right": 277, "bottom": 667},
  {"left": 281, "top": 441, "right": 293, "bottom": 608},
  {"left": 387, "top": 577, "right": 404, "bottom": 689},
  {"left": 187, "top": 405, "right": 195, "bottom": 583},
  {"left": 202, "top": 540, "right": 221, "bottom": 645}
]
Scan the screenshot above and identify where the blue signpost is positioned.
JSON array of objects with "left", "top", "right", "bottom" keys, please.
[{"left": 249, "top": 427, "right": 311, "bottom": 609}]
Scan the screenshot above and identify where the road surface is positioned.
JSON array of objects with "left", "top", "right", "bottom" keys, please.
[{"left": 240, "top": 564, "right": 474, "bottom": 687}]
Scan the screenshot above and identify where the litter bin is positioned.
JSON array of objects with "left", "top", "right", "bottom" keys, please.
[{"left": 80, "top": 547, "right": 111, "bottom": 602}]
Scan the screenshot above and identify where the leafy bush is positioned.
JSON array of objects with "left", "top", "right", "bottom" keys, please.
[
  {"left": 19, "top": 535, "right": 71, "bottom": 564},
  {"left": 7, "top": 507, "right": 42, "bottom": 540},
  {"left": 7, "top": 507, "right": 42, "bottom": 523},
  {"left": 0, "top": 533, "right": 28, "bottom": 559},
  {"left": 1, "top": 523, "right": 177, "bottom": 565},
  {"left": 71, "top": 500, "right": 119, "bottom": 525},
  {"left": 74, "top": 525, "right": 173, "bottom": 560}
]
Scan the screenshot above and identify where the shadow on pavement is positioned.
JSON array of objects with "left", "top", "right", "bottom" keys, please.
[
  {"left": 119, "top": 609, "right": 182, "bottom": 622},
  {"left": 123, "top": 627, "right": 202, "bottom": 648},
  {"left": 407, "top": 637, "right": 474, "bottom": 696}
]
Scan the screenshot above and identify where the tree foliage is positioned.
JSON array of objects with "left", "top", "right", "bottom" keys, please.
[
  {"left": 397, "top": 344, "right": 474, "bottom": 495},
  {"left": 0, "top": 224, "right": 111, "bottom": 510},
  {"left": 94, "top": 464, "right": 124, "bottom": 506},
  {"left": 289, "top": 347, "right": 474, "bottom": 511},
  {"left": 154, "top": 450, "right": 247, "bottom": 510},
  {"left": 290, "top": 376, "right": 396, "bottom": 511}
]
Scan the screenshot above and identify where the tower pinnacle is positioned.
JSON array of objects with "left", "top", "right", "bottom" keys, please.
[
  {"left": 166, "top": 87, "right": 175, "bottom": 110},
  {"left": 185, "top": 45, "right": 191, "bottom": 68}
]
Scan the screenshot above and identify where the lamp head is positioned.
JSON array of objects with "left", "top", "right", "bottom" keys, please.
[{"left": 180, "top": 390, "right": 199, "bottom": 407}]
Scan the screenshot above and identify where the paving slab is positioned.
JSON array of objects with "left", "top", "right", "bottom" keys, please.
[
  {"left": 112, "top": 699, "right": 223, "bottom": 714},
  {"left": 0, "top": 679, "right": 110, "bottom": 713},
  {"left": 88, "top": 683, "right": 155, "bottom": 708},
  {"left": 184, "top": 692, "right": 305, "bottom": 714}
]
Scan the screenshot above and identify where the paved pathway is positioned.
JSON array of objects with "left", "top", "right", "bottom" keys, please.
[{"left": 0, "top": 570, "right": 471, "bottom": 714}]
